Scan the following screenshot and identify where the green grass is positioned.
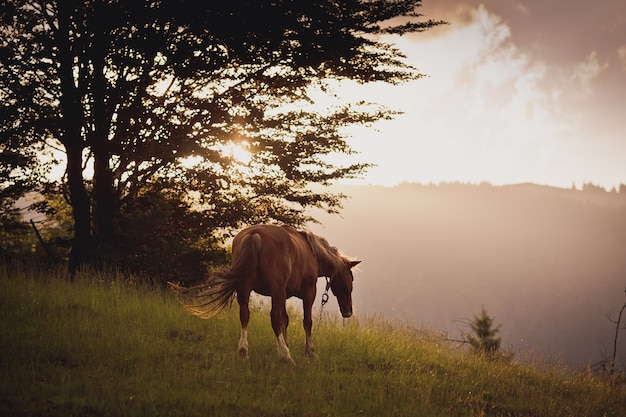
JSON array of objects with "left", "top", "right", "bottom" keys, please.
[{"left": 1, "top": 264, "right": 624, "bottom": 417}]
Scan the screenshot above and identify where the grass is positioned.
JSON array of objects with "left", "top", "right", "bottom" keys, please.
[{"left": 1, "top": 263, "right": 624, "bottom": 417}]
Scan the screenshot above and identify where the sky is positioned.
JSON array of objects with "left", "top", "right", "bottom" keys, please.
[{"left": 339, "top": 0, "right": 626, "bottom": 190}]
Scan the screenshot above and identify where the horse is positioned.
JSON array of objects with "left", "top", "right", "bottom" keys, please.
[{"left": 169, "top": 224, "right": 360, "bottom": 364}]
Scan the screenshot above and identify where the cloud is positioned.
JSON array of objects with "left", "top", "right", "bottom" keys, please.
[
  {"left": 339, "top": 3, "right": 626, "bottom": 189},
  {"left": 619, "top": 45, "right": 626, "bottom": 71},
  {"left": 570, "top": 51, "right": 609, "bottom": 96},
  {"left": 353, "top": 6, "right": 576, "bottom": 186},
  {"left": 514, "top": 2, "right": 529, "bottom": 16}
]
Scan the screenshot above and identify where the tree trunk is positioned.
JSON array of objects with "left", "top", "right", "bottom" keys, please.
[
  {"left": 91, "top": 24, "right": 116, "bottom": 255},
  {"left": 66, "top": 144, "right": 92, "bottom": 271},
  {"left": 93, "top": 145, "right": 116, "bottom": 252},
  {"left": 56, "top": 1, "right": 92, "bottom": 271}
]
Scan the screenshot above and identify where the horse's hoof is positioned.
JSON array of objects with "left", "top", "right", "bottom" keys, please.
[
  {"left": 304, "top": 349, "right": 319, "bottom": 360},
  {"left": 238, "top": 348, "right": 249, "bottom": 360},
  {"left": 279, "top": 355, "right": 296, "bottom": 365}
]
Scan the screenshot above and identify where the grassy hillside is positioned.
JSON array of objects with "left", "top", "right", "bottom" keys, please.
[{"left": 1, "top": 264, "right": 624, "bottom": 417}]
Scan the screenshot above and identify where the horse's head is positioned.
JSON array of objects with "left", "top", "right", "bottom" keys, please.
[{"left": 330, "top": 259, "right": 360, "bottom": 318}]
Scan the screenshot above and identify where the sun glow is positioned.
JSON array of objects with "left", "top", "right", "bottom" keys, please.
[
  {"left": 179, "top": 155, "right": 203, "bottom": 169},
  {"left": 222, "top": 141, "right": 252, "bottom": 165},
  {"left": 179, "top": 141, "right": 252, "bottom": 170}
]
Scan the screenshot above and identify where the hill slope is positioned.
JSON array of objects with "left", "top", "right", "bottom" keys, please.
[{"left": 1, "top": 266, "right": 624, "bottom": 417}]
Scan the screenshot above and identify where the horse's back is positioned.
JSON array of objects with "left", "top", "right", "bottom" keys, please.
[
  {"left": 233, "top": 224, "right": 318, "bottom": 295},
  {"left": 234, "top": 224, "right": 302, "bottom": 253}
]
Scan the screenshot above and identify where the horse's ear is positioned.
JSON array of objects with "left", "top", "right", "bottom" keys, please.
[{"left": 349, "top": 260, "right": 361, "bottom": 269}]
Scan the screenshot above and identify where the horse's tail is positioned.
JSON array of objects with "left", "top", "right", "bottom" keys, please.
[{"left": 168, "top": 233, "right": 261, "bottom": 319}]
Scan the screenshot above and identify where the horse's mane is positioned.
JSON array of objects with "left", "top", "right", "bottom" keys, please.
[{"left": 302, "top": 230, "right": 350, "bottom": 275}]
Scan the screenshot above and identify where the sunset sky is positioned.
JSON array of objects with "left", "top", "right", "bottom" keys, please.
[{"left": 341, "top": 0, "right": 626, "bottom": 190}]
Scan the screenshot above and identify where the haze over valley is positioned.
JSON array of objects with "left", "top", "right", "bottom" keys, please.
[{"left": 309, "top": 182, "right": 626, "bottom": 368}]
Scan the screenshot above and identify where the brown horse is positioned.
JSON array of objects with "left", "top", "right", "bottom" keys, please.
[{"left": 169, "top": 224, "right": 360, "bottom": 364}]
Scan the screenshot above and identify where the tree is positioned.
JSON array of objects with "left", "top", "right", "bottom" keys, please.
[
  {"left": 105, "top": 185, "right": 230, "bottom": 284},
  {"left": 1, "top": 1, "right": 446, "bottom": 271},
  {"left": 466, "top": 307, "right": 502, "bottom": 357},
  {"left": 0, "top": 212, "right": 30, "bottom": 262},
  {"left": 607, "top": 290, "right": 626, "bottom": 378}
]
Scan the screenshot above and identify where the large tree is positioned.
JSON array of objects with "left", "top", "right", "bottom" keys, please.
[{"left": 0, "top": 0, "right": 445, "bottom": 271}]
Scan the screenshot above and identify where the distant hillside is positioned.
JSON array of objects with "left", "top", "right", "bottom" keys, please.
[{"left": 309, "top": 183, "right": 626, "bottom": 367}]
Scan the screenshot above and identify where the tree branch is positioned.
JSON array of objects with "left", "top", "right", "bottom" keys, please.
[{"left": 30, "top": 219, "right": 58, "bottom": 263}]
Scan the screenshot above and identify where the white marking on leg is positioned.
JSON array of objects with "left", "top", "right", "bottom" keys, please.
[
  {"left": 277, "top": 333, "right": 295, "bottom": 364},
  {"left": 305, "top": 334, "right": 318, "bottom": 358},
  {"left": 238, "top": 328, "right": 249, "bottom": 359}
]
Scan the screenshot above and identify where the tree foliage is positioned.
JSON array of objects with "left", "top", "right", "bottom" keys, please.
[{"left": 0, "top": 0, "right": 445, "bottom": 275}]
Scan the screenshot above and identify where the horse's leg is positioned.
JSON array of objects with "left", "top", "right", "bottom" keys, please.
[
  {"left": 283, "top": 305, "right": 290, "bottom": 346},
  {"left": 237, "top": 289, "right": 251, "bottom": 360},
  {"left": 271, "top": 294, "right": 295, "bottom": 364},
  {"left": 303, "top": 292, "right": 317, "bottom": 358}
]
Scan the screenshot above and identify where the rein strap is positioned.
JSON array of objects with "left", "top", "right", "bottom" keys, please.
[
  {"left": 322, "top": 276, "right": 330, "bottom": 305},
  {"left": 315, "top": 277, "right": 331, "bottom": 339}
]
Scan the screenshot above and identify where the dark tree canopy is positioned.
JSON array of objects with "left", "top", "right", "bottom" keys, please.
[{"left": 0, "top": 0, "right": 445, "bottom": 277}]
